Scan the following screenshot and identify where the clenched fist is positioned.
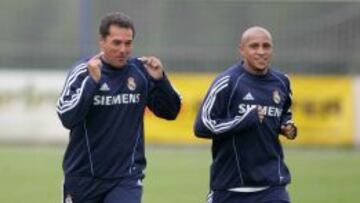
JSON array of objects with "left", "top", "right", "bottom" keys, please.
[
  {"left": 138, "top": 56, "right": 164, "bottom": 80},
  {"left": 257, "top": 106, "right": 266, "bottom": 123},
  {"left": 281, "top": 123, "right": 297, "bottom": 140},
  {"left": 88, "top": 52, "right": 103, "bottom": 83}
]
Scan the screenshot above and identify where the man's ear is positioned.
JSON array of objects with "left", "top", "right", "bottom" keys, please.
[
  {"left": 238, "top": 43, "right": 244, "bottom": 57},
  {"left": 99, "top": 35, "right": 106, "bottom": 49}
]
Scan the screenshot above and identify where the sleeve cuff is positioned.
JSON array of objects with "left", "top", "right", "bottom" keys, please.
[
  {"left": 152, "top": 72, "right": 170, "bottom": 86},
  {"left": 281, "top": 119, "right": 294, "bottom": 126}
]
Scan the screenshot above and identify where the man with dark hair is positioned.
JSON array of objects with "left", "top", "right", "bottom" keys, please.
[
  {"left": 194, "top": 26, "right": 297, "bottom": 203},
  {"left": 57, "top": 11, "right": 181, "bottom": 203},
  {"left": 99, "top": 12, "right": 135, "bottom": 39}
]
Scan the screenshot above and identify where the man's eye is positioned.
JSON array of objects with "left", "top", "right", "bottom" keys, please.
[
  {"left": 263, "top": 44, "right": 271, "bottom": 49},
  {"left": 113, "top": 41, "right": 121, "bottom": 45},
  {"left": 249, "top": 44, "right": 258, "bottom": 48}
]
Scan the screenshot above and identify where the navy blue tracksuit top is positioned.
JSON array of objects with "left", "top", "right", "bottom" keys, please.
[
  {"left": 57, "top": 57, "right": 181, "bottom": 179},
  {"left": 194, "top": 61, "right": 294, "bottom": 190}
]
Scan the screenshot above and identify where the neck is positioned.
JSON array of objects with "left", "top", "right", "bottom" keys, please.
[
  {"left": 243, "top": 62, "right": 268, "bottom": 75},
  {"left": 101, "top": 55, "right": 125, "bottom": 69}
]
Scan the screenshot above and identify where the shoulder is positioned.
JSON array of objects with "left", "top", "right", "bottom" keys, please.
[
  {"left": 72, "top": 56, "right": 90, "bottom": 69},
  {"left": 269, "top": 68, "right": 291, "bottom": 88},
  {"left": 66, "top": 56, "right": 91, "bottom": 78},
  {"left": 205, "top": 63, "right": 243, "bottom": 96},
  {"left": 212, "top": 62, "right": 244, "bottom": 86},
  {"left": 127, "top": 57, "right": 146, "bottom": 73},
  {"left": 127, "top": 57, "right": 150, "bottom": 81},
  {"left": 127, "top": 57, "right": 145, "bottom": 69}
]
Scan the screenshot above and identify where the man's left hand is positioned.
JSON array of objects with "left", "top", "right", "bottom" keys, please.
[
  {"left": 281, "top": 123, "right": 297, "bottom": 140},
  {"left": 138, "top": 56, "right": 164, "bottom": 80}
]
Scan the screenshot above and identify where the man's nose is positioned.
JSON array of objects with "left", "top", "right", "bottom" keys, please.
[
  {"left": 257, "top": 47, "right": 265, "bottom": 55},
  {"left": 118, "top": 44, "right": 126, "bottom": 53}
]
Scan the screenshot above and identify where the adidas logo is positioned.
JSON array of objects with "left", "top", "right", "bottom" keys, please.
[
  {"left": 99, "top": 83, "right": 110, "bottom": 91},
  {"left": 243, "top": 92, "right": 254, "bottom": 101}
]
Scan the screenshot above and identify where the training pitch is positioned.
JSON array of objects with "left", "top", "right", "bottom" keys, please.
[{"left": 0, "top": 145, "right": 359, "bottom": 202}]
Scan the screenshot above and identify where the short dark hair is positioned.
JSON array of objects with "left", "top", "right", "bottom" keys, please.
[{"left": 99, "top": 12, "right": 135, "bottom": 38}]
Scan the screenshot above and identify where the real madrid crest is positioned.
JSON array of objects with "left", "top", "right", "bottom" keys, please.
[
  {"left": 273, "top": 90, "right": 281, "bottom": 104},
  {"left": 65, "top": 194, "right": 73, "bottom": 203},
  {"left": 127, "top": 77, "right": 136, "bottom": 91}
]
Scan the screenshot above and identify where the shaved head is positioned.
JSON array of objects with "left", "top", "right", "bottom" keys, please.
[
  {"left": 240, "top": 26, "right": 272, "bottom": 46},
  {"left": 238, "top": 26, "right": 274, "bottom": 75}
]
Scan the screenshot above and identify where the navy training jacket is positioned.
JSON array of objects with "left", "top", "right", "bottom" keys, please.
[
  {"left": 194, "top": 61, "right": 294, "bottom": 190},
  {"left": 57, "top": 57, "right": 181, "bottom": 179}
]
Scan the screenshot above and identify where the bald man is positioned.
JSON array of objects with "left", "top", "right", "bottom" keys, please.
[{"left": 194, "top": 26, "right": 297, "bottom": 203}]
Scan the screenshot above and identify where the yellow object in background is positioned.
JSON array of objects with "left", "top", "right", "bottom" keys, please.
[
  {"left": 145, "top": 73, "right": 215, "bottom": 144},
  {"left": 145, "top": 73, "right": 355, "bottom": 146},
  {"left": 287, "top": 75, "right": 354, "bottom": 146}
]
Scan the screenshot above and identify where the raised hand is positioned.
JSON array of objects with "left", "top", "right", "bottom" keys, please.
[
  {"left": 138, "top": 56, "right": 164, "bottom": 80},
  {"left": 88, "top": 52, "right": 103, "bottom": 83}
]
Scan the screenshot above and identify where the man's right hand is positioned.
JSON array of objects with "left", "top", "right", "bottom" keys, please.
[
  {"left": 88, "top": 52, "right": 103, "bottom": 83},
  {"left": 257, "top": 106, "right": 266, "bottom": 123}
]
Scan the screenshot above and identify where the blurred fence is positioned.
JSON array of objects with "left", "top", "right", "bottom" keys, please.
[{"left": 0, "top": 0, "right": 359, "bottom": 73}]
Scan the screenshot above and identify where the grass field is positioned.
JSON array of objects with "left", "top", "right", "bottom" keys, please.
[{"left": 0, "top": 145, "right": 359, "bottom": 203}]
